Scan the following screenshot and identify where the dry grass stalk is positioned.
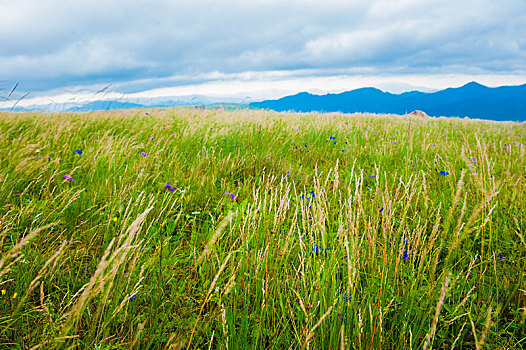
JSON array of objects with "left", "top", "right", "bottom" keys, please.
[
  {"left": 186, "top": 251, "right": 233, "bottom": 350},
  {"left": 196, "top": 211, "right": 235, "bottom": 266},
  {"left": 59, "top": 205, "right": 152, "bottom": 338},
  {"left": 423, "top": 273, "right": 452, "bottom": 350}
]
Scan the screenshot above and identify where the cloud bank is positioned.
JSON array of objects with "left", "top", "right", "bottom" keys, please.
[{"left": 1, "top": 0, "right": 525, "bottom": 100}]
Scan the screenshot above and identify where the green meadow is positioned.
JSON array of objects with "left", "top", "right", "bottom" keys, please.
[{"left": 0, "top": 108, "right": 524, "bottom": 349}]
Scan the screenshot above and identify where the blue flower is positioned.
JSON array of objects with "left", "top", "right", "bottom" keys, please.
[
  {"left": 439, "top": 171, "right": 449, "bottom": 176},
  {"left": 310, "top": 190, "right": 315, "bottom": 198},
  {"left": 75, "top": 149, "right": 82, "bottom": 156},
  {"left": 379, "top": 207, "right": 384, "bottom": 212},
  {"left": 329, "top": 136, "right": 335, "bottom": 140},
  {"left": 401, "top": 248, "right": 411, "bottom": 260}
]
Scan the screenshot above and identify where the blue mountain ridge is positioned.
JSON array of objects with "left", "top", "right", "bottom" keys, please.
[{"left": 250, "top": 81, "right": 526, "bottom": 121}]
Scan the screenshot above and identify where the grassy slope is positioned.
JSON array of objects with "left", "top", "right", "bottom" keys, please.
[{"left": 0, "top": 108, "right": 525, "bottom": 349}]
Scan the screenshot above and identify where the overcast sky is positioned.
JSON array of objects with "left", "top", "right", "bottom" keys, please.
[{"left": 1, "top": 0, "right": 525, "bottom": 106}]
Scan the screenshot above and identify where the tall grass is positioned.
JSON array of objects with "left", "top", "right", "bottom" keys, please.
[{"left": 0, "top": 108, "right": 524, "bottom": 349}]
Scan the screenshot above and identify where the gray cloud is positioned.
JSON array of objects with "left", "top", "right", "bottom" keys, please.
[{"left": 0, "top": 0, "right": 525, "bottom": 96}]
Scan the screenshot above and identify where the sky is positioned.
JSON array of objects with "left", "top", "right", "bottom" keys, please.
[{"left": 1, "top": 0, "right": 525, "bottom": 107}]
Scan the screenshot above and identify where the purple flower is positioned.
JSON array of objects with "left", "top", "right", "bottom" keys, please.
[
  {"left": 224, "top": 192, "right": 235, "bottom": 200},
  {"left": 168, "top": 219, "right": 174, "bottom": 223},
  {"left": 150, "top": 137, "right": 154, "bottom": 141},
  {"left": 164, "top": 183, "right": 175, "bottom": 191},
  {"left": 62, "top": 174, "right": 73, "bottom": 182},
  {"left": 471, "top": 157, "right": 476, "bottom": 163},
  {"left": 145, "top": 112, "right": 149, "bottom": 115},
  {"left": 141, "top": 152, "right": 149, "bottom": 157},
  {"left": 370, "top": 174, "right": 376, "bottom": 178},
  {"left": 392, "top": 141, "right": 398, "bottom": 144}
]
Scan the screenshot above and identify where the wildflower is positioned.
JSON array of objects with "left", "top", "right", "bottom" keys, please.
[
  {"left": 439, "top": 171, "right": 449, "bottom": 176},
  {"left": 392, "top": 141, "right": 398, "bottom": 144},
  {"left": 164, "top": 183, "right": 176, "bottom": 191},
  {"left": 266, "top": 157, "right": 270, "bottom": 161},
  {"left": 401, "top": 249, "right": 411, "bottom": 260},
  {"left": 341, "top": 149, "right": 345, "bottom": 152},
  {"left": 329, "top": 136, "right": 335, "bottom": 140},
  {"left": 62, "top": 174, "right": 73, "bottom": 182},
  {"left": 224, "top": 192, "right": 235, "bottom": 200},
  {"left": 169, "top": 219, "right": 174, "bottom": 223},
  {"left": 379, "top": 207, "right": 384, "bottom": 212},
  {"left": 310, "top": 190, "right": 315, "bottom": 198},
  {"left": 12, "top": 292, "right": 17, "bottom": 299},
  {"left": 304, "top": 144, "right": 308, "bottom": 148},
  {"left": 126, "top": 293, "right": 136, "bottom": 302},
  {"left": 432, "top": 143, "right": 437, "bottom": 147},
  {"left": 141, "top": 152, "right": 149, "bottom": 157},
  {"left": 471, "top": 157, "right": 476, "bottom": 163},
  {"left": 113, "top": 217, "right": 117, "bottom": 223},
  {"left": 370, "top": 174, "right": 376, "bottom": 178},
  {"left": 75, "top": 149, "right": 82, "bottom": 156},
  {"left": 145, "top": 112, "right": 149, "bottom": 115},
  {"left": 150, "top": 137, "right": 154, "bottom": 141},
  {"left": 1, "top": 289, "right": 5, "bottom": 296}
]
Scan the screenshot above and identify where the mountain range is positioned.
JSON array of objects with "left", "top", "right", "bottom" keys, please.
[
  {"left": 0, "top": 95, "right": 245, "bottom": 113},
  {"left": 250, "top": 82, "right": 526, "bottom": 121}
]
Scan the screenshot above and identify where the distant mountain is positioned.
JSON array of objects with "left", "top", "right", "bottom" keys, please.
[
  {"left": 0, "top": 94, "right": 249, "bottom": 112},
  {"left": 250, "top": 82, "right": 526, "bottom": 121},
  {"left": 66, "top": 100, "right": 146, "bottom": 112}
]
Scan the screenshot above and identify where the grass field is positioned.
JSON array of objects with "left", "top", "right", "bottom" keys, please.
[{"left": 0, "top": 108, "right": 525, "bottom": 349}]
